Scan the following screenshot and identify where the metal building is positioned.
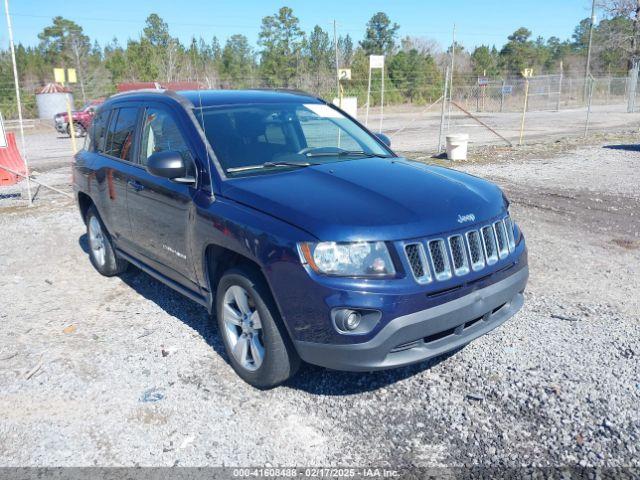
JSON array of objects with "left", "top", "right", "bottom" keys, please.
[{"left": 35, "top": 83, "right": 74, "bottom": 120}]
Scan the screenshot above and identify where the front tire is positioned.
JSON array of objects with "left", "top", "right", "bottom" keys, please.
[
  {"left": 86, "top": 206, "right": 128, "bottom": 276},
  {"left": 67, "top": 122, "right": 86, "bottom": 137},
  {"left": 216, "top": 268, "right": 299, "bottom": 388}
]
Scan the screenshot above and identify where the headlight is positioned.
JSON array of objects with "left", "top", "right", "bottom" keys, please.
[{"left": 298, "top": 241, "right": 396, "bottom": 277}]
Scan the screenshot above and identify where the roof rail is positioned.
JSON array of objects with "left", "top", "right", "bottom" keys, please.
[
  {"left": 109, "top": 88, "right": 168, "bottom": 99},
  {"left": 106, "top": 88, "right": 194, "bottom": 108},
  {"left": 251, "top": 87, "right": 318, "bottom": 98}
]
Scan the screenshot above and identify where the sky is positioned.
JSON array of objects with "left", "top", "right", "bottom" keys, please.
[{"left": 2, "top": 0, "right": 595, "bottom": 52}]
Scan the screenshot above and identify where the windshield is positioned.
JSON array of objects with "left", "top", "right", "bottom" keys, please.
[{"left": 194, "top": 102, "right": 391, "bottom": 176}]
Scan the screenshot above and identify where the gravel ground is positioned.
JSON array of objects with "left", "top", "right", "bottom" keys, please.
[{"left": 0, "top": 138, "right": 639, "bottom": 469}]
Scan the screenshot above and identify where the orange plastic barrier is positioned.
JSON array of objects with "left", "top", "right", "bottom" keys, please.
[{"left": 0, "top": 132, "right": 27, "bottom": 186}]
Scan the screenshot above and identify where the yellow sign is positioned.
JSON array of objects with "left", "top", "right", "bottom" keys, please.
[
  {"left": 54, "top": 68, "right": 66, "bottom": 83},
  {"left": 67, "top": 69, "right": 77, "bottom": 84},
  {"left": 521, "top": 68, "right": 534, "bottom": 78}
]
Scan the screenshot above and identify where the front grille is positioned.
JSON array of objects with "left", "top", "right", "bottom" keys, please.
[
  {"left": 504, "top": 217, "right": 516, "bottom": 251},
  {"left": 404, "top": 243, "right": 432, "bottom": 284},
  {"left": 481, "top": 225, "right": 498, "bottom": 265},
  {"left": 494, "top": 221, "right": 509, "bottom": 259},
  {"left": 449, "top": 235, "right": 469, "bottom": 276},
  {"left": 402, "top": 216, "right": 515, "bottom": 284},
  {"left": 428, "top": 239, "right": 452, "bottom": 281},
  {"left": 466, "top": 230, "right": 485, "bottom": 271}
]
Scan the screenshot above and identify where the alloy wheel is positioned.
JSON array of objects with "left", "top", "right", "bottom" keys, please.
[
  {"left": 88, "top": 216, "right": 106, "bottom": 267},
  {"left": 221, "top": 285, "right": 265, "bottom": 371}
]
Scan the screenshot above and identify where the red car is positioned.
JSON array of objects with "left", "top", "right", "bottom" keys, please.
[{"left": 54, "top": 99, "right": 104, "bottom": 137}]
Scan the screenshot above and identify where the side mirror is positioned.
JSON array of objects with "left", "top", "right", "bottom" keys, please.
[
  {"left": 147, "top": 151, "right": 190, "bottom": 181},
  {"left": 376, "top": 133, "right": 391, "bottom": 147}
]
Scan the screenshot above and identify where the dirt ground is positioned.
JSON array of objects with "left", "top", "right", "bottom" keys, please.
[{"left": 0, "top": 126, "right": 639, "bottom": 468}]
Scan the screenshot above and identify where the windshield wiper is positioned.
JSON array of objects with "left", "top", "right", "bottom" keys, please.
[
  {"left": 305, "top": 150, "right": 391, "bottom": 158},
  {"left": 226, "top": 161, "right": 317, "bottom": 173}
]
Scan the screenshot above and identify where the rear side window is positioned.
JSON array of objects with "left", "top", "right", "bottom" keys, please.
[
  {"left": 104, "top": 107, "right": 138, "bottom": 161},
  {"left": 89, "top": 110, "right": 109, "bottom": 153}
]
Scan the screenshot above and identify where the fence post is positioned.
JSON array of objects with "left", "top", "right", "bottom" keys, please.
[
  {"left": 500, "top": 79, "right": 505, "bottom": 112},
  {"left": 556, "top": 61, "right": 563, "bottom": 111},
  {"left": 519, "top": 76, "right": 531, "bottom": 146},
  {"left": 584, "top": 75, "right": 594, "bottom": 136},
  {"left": 437, "top": 66, "right": 450, "bottom": 153},
  {"left": 627, "top": 63, "right": 638, "bottom": 113}
]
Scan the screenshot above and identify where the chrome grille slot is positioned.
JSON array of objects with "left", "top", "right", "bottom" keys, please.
[
  {"left": 448, "top": 234, "right": 469, "bottom": 276},
  {"left": 404, "top": 243, "right": 432, "bottom": 284},
  {"left": 466, "top": 230, "right": 485, "bottom": 271},
  {"left": 481, "top": 225, "right": 498, "bottom": 265},
  {"left": 494, "top": 221, "right": 509, "bottom": 259},
  {"left": 428, "top": 239, "right": 452, "bottom": 281},
  {"left": 504, "top": 216, "right": 516, "bottom": 251}
]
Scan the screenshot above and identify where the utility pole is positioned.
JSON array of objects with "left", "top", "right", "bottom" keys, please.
[
  {"left": 3, "top": 0, "right": 32, "bottom": 206},
  {"left": 584, "top": 0, "right": 596, "bottom": 103}
]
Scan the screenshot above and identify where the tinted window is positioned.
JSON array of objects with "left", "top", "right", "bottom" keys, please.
[
  {"left": 89, "top": 110, "right": 109, "bottom": 153},
  {"left": 139, "top": 107, "right": 195, "bottom": 175},
  {"left": 104, "top": 107, "right": 138, "bottom": 161}
]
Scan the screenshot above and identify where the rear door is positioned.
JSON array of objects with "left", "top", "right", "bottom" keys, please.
[
  {"left": 126, "top": 102, "right": 200, "bottom": 289},
  {"left": 92, "top": 105, "right": 141, "bottom": 248}
]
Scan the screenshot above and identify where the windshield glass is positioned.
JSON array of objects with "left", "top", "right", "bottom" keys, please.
[{"left": 194, "top": 102, "right": 391, "bottom": 176}]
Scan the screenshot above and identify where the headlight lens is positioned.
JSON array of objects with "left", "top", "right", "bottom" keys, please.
[{"left": 298, "top": 241, "right": 396, "bottom": 277}]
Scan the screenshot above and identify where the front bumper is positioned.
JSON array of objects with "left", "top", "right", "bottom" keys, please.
[{"left": 293, "top": 265, "right": 528, "bottom": 371}]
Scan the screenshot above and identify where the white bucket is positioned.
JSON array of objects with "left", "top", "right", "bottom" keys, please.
[{"left": 446, "top": 133, "right": 469, "bottom": 161}]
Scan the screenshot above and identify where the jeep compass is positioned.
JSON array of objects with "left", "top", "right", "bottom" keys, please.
[{"left": 73, "top": 89, "right": 528, "bottom": 388}]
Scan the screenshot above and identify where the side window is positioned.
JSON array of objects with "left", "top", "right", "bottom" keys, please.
[
  {"left": 104, "top": 107, "right": 138, "bottom": 161},
  {"left": 88, "top": 110, "right": 109, "bottom": 153},
  {"left": 139, "top": 107, "right": 195, "bottom": 175}
]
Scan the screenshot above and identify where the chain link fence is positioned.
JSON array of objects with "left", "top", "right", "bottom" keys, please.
[{"left": 451, "top": 75, "right": 630, "bottom": 113}]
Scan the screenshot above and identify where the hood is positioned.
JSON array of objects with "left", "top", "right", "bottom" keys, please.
[
  {"left": 221, "top": 158, "right": 507, "bottom": 241},
  {"left": 54, "top": 111, "right": 75, "bottom": 120}
]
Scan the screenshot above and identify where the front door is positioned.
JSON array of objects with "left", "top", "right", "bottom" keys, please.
[{"left": 126, "top": 104, "right": 199, "bottom": 289}]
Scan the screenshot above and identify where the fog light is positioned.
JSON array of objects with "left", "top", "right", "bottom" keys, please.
[{"left": 335, "top": 309, "right": 361, "bottom": 332}]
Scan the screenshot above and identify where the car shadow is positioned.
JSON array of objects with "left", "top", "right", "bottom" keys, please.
[
  {"left": 284, "top": 349, "right": 461, "bottom": 396},
  {"left": 78, "top": 234, "right": 227, "bottom": 361},
  {"left": 79, "top": 233, "right": 462, "bottom": 395},
  {"left": 78, "top": 233, "right": 90, "bottom": 253},
  {"left": 603, "top": 144, "right": 640, "bottom": 152}
]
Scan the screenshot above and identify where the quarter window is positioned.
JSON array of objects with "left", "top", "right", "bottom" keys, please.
[
  {"left": 89, "top": 110, "right": 109, "bottom": 153},
  {"left": 104, "top": 107, "right": 138, "bottom": 161}
]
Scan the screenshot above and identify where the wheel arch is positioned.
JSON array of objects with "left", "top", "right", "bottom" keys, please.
[
  {"left": 204, "top": 244, "right": 295, "bottom": 341},
  {"left": 77, "top": 191, "right": 94, "bottom": 224}
]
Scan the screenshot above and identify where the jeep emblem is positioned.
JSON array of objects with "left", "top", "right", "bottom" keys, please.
[{"left": 457, "top": 213, "right": 476, "bottom": 224}]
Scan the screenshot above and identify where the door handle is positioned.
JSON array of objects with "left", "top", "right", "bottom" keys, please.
[{"left": 127, "top": 179, "right": 145, "bottom": 192}]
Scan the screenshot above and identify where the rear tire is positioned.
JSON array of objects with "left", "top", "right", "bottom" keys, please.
[
  {"left": 216, "top": 268, "right": 299, "bottom": 389},
  {"left": 86, "top": 205, "right": 128, "bottom": 276}
]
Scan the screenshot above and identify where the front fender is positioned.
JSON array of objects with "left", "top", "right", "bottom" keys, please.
[{"left": 192, "top": 195, "right": 316, "bottom": 313}]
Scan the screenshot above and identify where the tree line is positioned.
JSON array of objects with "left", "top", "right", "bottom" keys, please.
[{"left": 1, "top": 4, "right": 639, "bottom": 118}]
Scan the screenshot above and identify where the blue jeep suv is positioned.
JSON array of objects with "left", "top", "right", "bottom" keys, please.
[{"left": 73, "top": 89, "right": 528, "bottom": 388}]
